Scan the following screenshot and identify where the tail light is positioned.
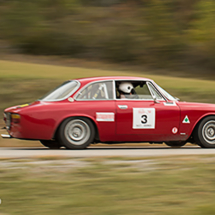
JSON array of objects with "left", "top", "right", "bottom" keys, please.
[{"left": 11, "top": 114, "right": 21, "bottom": 123}]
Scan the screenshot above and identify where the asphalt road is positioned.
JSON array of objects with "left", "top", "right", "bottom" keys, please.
[{"left": 1, "top": 145, "right": 215, "bottom": 158}]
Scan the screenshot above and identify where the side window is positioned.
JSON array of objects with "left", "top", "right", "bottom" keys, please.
[
  {"left": 76, "top": 81, "right": 113, "bottom": 100},
  {"left": 116, "top": 81, "right": 153, "bottom": 100},
  {"left": 134, "top": 84, "right": 153, "bottom": 100},
  {"left": 147, "top": 83, "right": 163, "bottom": 100}
]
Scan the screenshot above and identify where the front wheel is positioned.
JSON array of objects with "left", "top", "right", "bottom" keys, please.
[
  {"left": 165, "top": 141, "right": 186, "bottom": 148},
  {"left": 194, "top": 116, "right": 215, "bottom": 148},
  {"left": 58, "top": 117, "right": 95, "bottom": 149}
]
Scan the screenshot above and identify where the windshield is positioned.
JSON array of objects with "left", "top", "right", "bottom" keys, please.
[
  {"left": 39, "top": 81, "right": 79, "bottom": 101},
  {"left": 156, "top": 85, "right": 177, "bottom": 101}
]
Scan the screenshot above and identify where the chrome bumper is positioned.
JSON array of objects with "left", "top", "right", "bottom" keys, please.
[{"left": 1, "top": 134, "right": 12, "bottom": 138}]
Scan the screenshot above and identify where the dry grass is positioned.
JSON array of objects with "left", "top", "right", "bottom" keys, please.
[
  {"left": 1, "top": 59, "right": 215, "bottom": 101},
  {"left": 0, "top": 155, "right": 215, "bottom": 215}
]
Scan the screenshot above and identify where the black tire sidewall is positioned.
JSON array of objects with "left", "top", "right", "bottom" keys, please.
[
  {"left": 196, "top": 116, "right": 215, "bottom": 148},
  {"left": 58, "top": 117, "right": 95, "bottom": 149}
]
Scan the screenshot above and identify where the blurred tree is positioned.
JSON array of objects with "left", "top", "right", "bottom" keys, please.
[
  {"left": 188, "top": 0, "right": 215, "bottom": 69},
  {"left": 0, "top": 0, "right": 215, "bottom": 71},
  {"left": 137, "top": 0, "right": 187, "bottom": 67}
]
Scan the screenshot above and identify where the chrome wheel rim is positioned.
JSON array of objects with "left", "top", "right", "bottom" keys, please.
[
  {"left": 202, "top": 120, "right": 215, "bottom": 144},
  {"left": 64, "top": 119, "right": 90, "bottom": 145}
]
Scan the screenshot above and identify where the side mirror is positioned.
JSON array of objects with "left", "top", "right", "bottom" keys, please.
[{"left": 175, "top": 97, "right": 180, "bottom": 101}]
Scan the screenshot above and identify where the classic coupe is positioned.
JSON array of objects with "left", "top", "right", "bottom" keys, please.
[{"left": 2, "top": 76, "right": 215, "bottom": 149}]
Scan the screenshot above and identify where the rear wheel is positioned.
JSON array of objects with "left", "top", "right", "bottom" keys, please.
[
  {"left": 40, "top": 140, "right": 61, "bottom": 149},
  {"left": 194, "top": 116, "right": 215, "bottom": 148},
  {"left": 165, "top": 141, "right": 186, "bottom": 148},
  {"left": 58, "top": 117, "right": 95, "bottom": 149}
]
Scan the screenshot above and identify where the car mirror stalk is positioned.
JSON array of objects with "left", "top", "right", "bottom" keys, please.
[{"left": 153, "top": 96, "right": 160, "bottom": 104}]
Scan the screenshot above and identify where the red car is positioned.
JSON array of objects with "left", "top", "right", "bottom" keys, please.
[{"left": 2, "top": 76, "right": 215, "bottom": 149}]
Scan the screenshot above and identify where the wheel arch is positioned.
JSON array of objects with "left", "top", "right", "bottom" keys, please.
[
  {"left": 190, "top": 113, "right": 215, "bottom": 138},
  {"left": 52, "top": 115, "right": 100, "bottom": 142}
]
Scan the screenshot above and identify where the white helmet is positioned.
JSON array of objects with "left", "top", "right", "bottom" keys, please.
[{"left": 119, "top": 82, "right": 133, "bottom": 93}]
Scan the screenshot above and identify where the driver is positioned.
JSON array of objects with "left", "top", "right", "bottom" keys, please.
[{"left": 118, "top": 82, "right": 134, "bottom": 99}]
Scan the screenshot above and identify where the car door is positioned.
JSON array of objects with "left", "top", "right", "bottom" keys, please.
[
  {"left": 115, "top": 81, "right": 181, "bottom": 141},
  {"left": 75, "top": 80, "right": 116, "bottom": 142}
]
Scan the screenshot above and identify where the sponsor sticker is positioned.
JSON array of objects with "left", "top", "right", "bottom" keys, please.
[
  {"left": 133, "top": 108, "right": 155, "bottom": 129},
  {"left": 183, "top": 115, "right": 190, "bottom": 123},
  {"left": 172, "top": 127, "right": 178, "bottom": 134},
  {"left": 96, "top": 112, "right": 114, "bottom": 122}
]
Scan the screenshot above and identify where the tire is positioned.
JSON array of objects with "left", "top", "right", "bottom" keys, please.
[
  {"left": 40, "top": 140, "right": 61, "bottom": 149},
  {"left": 194, "top": 116, "right": 215, "bottom": 148},
  {"left": 165, "top": 141, "right": 186, "bottom": 148},
  {"left": 58, "top": 117, "right": 95, "bottom": 149}
]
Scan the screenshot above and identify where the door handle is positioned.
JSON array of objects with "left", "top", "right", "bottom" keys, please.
[{"left": 118, "top": 105, "right": 128, "bottom": 109}]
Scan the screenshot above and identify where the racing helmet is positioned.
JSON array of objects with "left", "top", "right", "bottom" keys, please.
[{"left": 118, "top": 82, "right": 133, "bottom": 93}]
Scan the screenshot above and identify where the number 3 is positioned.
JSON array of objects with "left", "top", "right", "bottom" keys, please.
[{"left": 141, "top": 115, "right": 147, "bottom": 124}]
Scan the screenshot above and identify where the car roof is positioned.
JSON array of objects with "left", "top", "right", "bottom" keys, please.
[{"left": 75, "top": 76, "right": 152, "bottom": 85}]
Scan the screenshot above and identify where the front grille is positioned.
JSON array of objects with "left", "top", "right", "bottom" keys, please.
[{"left": 5, "top": 113, "right": 11, "bottom": 130}]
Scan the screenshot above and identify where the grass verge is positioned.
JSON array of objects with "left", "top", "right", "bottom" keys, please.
[
  {"left": 1, "top": 59, "right": 215, "bottom": 113},
  {"left": 0, "top": 155, "right": 215, "bottom": 215}
]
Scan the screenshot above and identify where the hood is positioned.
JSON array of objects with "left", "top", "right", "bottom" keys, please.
[{"left": 178, "top": 101, "right": 215, "bottom": 111}]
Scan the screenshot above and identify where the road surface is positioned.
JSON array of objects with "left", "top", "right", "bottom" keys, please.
[{"left": 1, "top": 145, "right": 215, "bottom": 158}]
